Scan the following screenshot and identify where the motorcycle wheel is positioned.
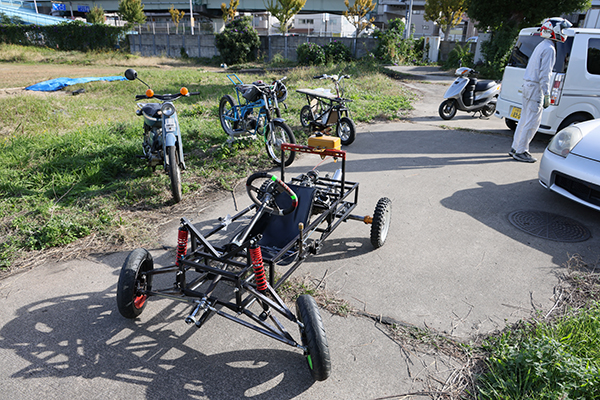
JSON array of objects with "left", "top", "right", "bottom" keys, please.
[
  {"left": 300, "top": 105, "right": 314, "bottom": 128},
  {"left": 481, "top": 103, "right": 496, "bottom": 118},
  {"left": 265, "top": 120, "right": 296, "bottom": 167},
  {"left": 337, "top": 117, "right": 356, "bottom": 146},
  {"left": 167, "top": 145, "right": 182, "bottom": 203},
  {"left": 439, "top": 99, "right": 457, "bottom": 120},
  {"left": 219, "top": 95, "right": 238, "bottom": 136}
]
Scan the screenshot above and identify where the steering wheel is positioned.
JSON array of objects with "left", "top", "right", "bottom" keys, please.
[{"left": 246, "top": 172, "right": 298, "bottom": 216}]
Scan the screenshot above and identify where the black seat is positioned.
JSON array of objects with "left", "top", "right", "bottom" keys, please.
[
  {"left": 475, "top": 80, "right": 497, "bottom": 92},
  {"left": 251, "top": 183, "right": 316, "bottom": 252},
  {"left": 141, "top": 103, "right": 161, "bottom": 118}
]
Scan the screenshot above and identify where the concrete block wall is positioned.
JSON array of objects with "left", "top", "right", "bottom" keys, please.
[{"left": 128, "top": 33, "right": 377, "bottom": 61}]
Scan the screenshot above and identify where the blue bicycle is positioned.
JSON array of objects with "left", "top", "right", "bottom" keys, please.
[{"left": 219, "top": 74, "right": 296, "bottom": 166}]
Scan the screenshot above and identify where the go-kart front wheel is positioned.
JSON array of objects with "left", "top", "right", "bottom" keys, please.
[
  {"left": 117, "top": 248, "right": 154, "bottom": 319},
  {"left": 370, "top": 197, "right": 392, "bottom": 248},
  {"left": 296, "top": 295, "right": 331, "bottom": 381}
]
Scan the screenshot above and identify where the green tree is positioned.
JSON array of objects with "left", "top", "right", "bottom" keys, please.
[
  {"left": 468, "top": 0, "right": 590, "bottom": 78},
  {"left": 117, "top": 0, "right": 146, "bottom": 28},
  {"left": 468, "top": 0, "right": 590, "bottom": 32},
  {"left": 343, "top": 0, "right": 375, "bottom": 38},
  {"left": 86, "top": 6, "right": 106, "bottom": 24},
  {"left": 215, "top": 16, "right": 260, "bottom": 65},
  {"left": 424, "top": 0, "right": 467, "bottom": 41},
  {"left": 221, "top": 0, "right": 239, "bottom": 23},
  {"left": 264, "top": 0, "right": 306, "bottom": 34}
]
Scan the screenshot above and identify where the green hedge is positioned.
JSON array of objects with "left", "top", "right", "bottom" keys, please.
[{"left": 0, "top": 21, "right": 125, "bottom": 51}]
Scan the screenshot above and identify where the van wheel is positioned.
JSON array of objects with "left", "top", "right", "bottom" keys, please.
[
  {"left": 505, "top": 118, "right": 517, "bottom": 131},
  {"left": 439, "top": 99, "right": 457, "bottom": 120},
  {"left": 557, "top": 114, "right": 592, "bottom": 132}
]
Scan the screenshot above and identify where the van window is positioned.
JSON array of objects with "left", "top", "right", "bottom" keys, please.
[
  {"left": 588, "top": 39, "right": 600, "bottom": 75},
  {"left": 507, "top": 34, "right": 573, "bottom": 73}
]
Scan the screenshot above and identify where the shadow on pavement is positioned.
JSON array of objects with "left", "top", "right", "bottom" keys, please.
[{"left": 0, "top": 288, "right": 314, "bottom": 399}]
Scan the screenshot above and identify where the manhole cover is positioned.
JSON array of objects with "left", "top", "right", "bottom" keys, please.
[
  {"left": 508, "top": 210, "right": 592, "bottom": 242},
  {"left": 508, "top": 210, "right": 591, "bottom": 242}
]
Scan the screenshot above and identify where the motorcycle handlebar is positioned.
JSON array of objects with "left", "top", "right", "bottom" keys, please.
[{"left": 134, "top": 92, "right": 201, "bottom": 100}]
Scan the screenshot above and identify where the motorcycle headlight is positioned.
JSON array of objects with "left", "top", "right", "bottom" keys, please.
[
  {"left": 547, "top": 125, "right": 583, "bottom": 158},
  {"left": 161, "top": 103, "right": 175, "bottom": 117}
]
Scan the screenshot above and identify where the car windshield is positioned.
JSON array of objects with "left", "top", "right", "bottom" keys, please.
[{"left": 507, "top": 33, "right": 573, "bottom": 73}]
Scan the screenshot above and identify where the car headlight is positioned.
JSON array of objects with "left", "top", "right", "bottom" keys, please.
[
  {"left": 161, "top": 103, "right": 175, "bottom": 117},
  {"left": 547, "top": 125, "right": 583, "bottom": 157}
]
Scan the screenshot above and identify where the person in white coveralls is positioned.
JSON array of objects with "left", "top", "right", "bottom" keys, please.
[{"left": 510, "top": 17, "right": 572, "bottom": 163}]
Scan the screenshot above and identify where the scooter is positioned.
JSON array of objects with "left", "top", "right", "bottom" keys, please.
[
  {"left": 124, "top": 68, "right": 200, "bottom": 203},
  {"left": 438, "top": 67, "right": 501, "bottom": 120}
]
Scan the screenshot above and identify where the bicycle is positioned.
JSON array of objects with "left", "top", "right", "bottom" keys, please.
[
  {"left": 297, "top": 74, "right": 356, "bottom": 146},
  {"left": 219, "top": 74, "right": 296, "bottom": 166}
]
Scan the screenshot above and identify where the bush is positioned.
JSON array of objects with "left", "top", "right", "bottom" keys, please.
[
  {"left": 443, "top": 43, "right": 474, "bottom": 70},
  {"left": 296, "top": 42, "right": 325, "bottom": 66},
  {"left": 373, "top": 18, "right": 423, "bottom": 65},
  {"left": 0, "top": 21, "right": 124, "bottom": 51},
  {"left": 215, "top": 16, "right": 260, "bottom": 65},
  {"left": 324, "top": 40, "right": 351, "bottom": 64}
]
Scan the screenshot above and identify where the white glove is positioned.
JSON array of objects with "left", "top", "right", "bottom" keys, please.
[{"left": 543, "top": 94, "right": 550, "bottom": 109}]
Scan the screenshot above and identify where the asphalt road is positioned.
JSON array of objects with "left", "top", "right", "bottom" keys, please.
[{"left": 2, "top": 67, "right": 599, "bottom": 399}]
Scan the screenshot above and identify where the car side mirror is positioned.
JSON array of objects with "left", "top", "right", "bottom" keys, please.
[{"left": 124, "top": 69, "right": 137, "bottom": 81}]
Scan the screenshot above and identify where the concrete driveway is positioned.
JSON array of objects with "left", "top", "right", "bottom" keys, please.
[{"left": 2, "top": 67, "right": 599, "bottom": 399}]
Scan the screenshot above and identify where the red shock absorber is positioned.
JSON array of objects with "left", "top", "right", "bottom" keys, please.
[
  {"left": 176, "top": 226, "right": 188, "bottom": 266},
  {"left": 250, "top": 244, "right": 267, "bottom": 292}
]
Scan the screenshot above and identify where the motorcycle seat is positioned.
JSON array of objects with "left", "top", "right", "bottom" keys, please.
[
  {"left": 475, "top": 80, "right": 497, "bottom": 92},
  {"left": 141, "top": 103, "right": 162, "bottom": 118}
]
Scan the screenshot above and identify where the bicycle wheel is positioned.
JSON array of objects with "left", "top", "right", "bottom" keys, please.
[
  {"left": 336, "top": 116, "right": 356, "bottom": 146},
  {"left": 167, "top": 145, "right": 182, "bottom": 203},
  {"left": 219, "top": 95, "right": 238, "bottom": 136},
  {"left": 264, "top": 120, "right": 296, "bottom": 167}
]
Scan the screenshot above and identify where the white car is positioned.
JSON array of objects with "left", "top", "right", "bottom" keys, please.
[{"left": 539, "top": 119, "right": 600, "bottom": 211}]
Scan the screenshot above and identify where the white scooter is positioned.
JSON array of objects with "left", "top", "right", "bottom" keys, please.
[{"left": 439, "top": 67, "right": 501, "bottom": 120}]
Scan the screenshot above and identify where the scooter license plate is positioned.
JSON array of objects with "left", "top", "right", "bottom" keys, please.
[
  {"left": 510, "top": 107, "right": 521, "bottom": 120},
  {"left": 164, "top": 117, "right": 177, "bottom": 132}
]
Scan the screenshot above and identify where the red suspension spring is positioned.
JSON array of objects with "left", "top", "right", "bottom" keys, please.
[
  {"left": 250, "top": 245, "right": 267, "bottom": 292},
  {"left": 176, "top": 227, "right": 188, "bottom": 266}
]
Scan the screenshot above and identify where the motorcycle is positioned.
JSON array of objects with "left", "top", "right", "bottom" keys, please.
[
  {"left": 124, "top": 69, "right": 199, "bottom": 203},
  {"left": 438, "top": 67, "right": 501, "bottom": 120}
]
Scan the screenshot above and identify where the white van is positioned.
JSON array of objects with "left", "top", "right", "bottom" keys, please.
[{"left": 495, "top": 26, "right": 600, "bottom": 134}]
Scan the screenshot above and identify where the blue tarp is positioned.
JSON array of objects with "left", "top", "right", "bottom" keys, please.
[{"left": 25, "top": 76, "right": 126, "bottom": 92}]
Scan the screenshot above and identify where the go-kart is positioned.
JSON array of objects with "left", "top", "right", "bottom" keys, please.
[{"left": 116, "top": 136, "right": 392, "bottom": 381}]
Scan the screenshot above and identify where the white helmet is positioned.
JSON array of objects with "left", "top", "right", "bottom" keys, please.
[{"left": 540, "top": 17, "right": 572, "bottom": 42}]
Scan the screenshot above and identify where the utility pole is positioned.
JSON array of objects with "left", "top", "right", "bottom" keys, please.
[
  {"left": 189, "top": 0, "right": 194, "bottom": 35},
  {"left": 405, "top": 0, "right": 413, "bottom": 39}
]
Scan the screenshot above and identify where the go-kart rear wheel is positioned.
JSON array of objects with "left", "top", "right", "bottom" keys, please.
[
  {"left": 296, "top": 295, "right": 331, "bottom": 381},
  {"left": 117, "top": 248, "right": 154, "bottom": 319},
  {"left": 370, "top": 197, "right": 392, "bottom": 248}
]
